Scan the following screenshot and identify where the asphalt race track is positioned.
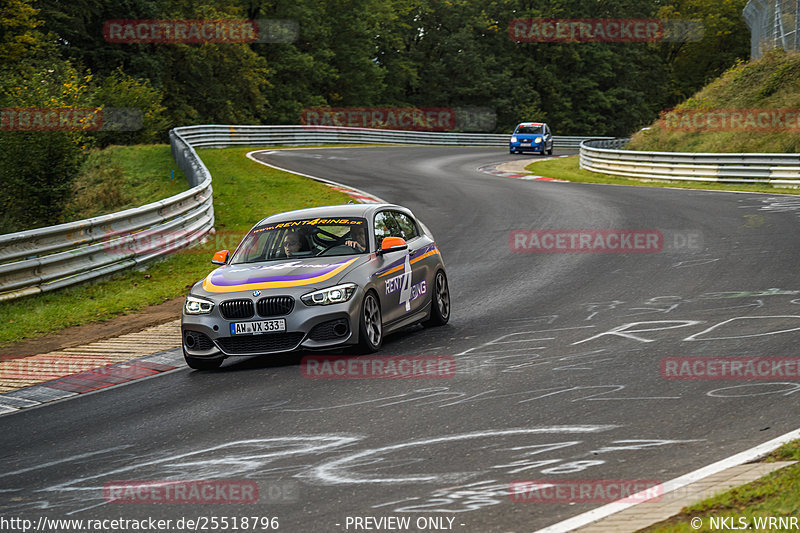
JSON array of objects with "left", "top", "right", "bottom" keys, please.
[{"left": 2, "top": 146, "right": 800, "bottom": 532}]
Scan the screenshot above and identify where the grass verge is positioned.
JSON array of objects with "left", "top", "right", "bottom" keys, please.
[
  {"left": 627, "top": 50, "right": 800, "bottom": 153},
  {"left": 640, "top": 440, "right": 800, "bottom": 532},
  {"left": 62, "top": 145, "right": 188, "bottom": 222},
  {"left": 0, "top": 145, "right": 352, "bottom": 347},
  {"left": 528, "top": 156, "right": 800, "bottom": 195}
]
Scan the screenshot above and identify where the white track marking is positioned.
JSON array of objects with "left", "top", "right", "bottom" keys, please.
[{"left": 534, "top": 426, "right": 800, "bottom": 533}]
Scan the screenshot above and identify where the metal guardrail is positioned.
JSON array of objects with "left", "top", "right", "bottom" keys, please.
[
  {"left": 0, "top": 130, "right": 214, "bottom": 301},
  {"left": 0, "top": 124, "right": 603, "bottom": 301},
  {"left": 580, "top": 139, "right": 800, "bottom": 185},
  {"left": 172, "top": 124, "right": 605, "bottom": 150},
  {"left": 3, "top": 121, "right": 797, "bottom": 302}
]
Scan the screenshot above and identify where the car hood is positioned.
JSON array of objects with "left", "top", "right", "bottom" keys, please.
[{"left": 199, "top": 256, "right": 369, "bottom": 295}]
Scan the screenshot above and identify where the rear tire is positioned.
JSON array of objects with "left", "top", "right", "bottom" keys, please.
[
  {"left": 422, "top": 270, "right": 450, "bottom": 327},
  {"left": 358, "top": 291, "right": 383, "bottom": 353},
  {"left": 184, "top": 352, "right": 224, "bottom": 370}
]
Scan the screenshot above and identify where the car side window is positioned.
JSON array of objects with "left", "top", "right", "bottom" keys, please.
[
  {"left": 374, "top": 211, "right": 419, "bottom": 248},
  {"left": 391, "top": 211, "right": 419, "bottom": 240},
  {"left": 237, "top": 230, "right": 272, "bottom": 262},
  {"left": 374, "top": 211, "right": 393, "bottom": 249}
]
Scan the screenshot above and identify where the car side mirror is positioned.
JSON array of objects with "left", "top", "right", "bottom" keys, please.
[
  {"left": 377, "top": 237, "right": 408, "bottom": 255},
  {"left": 211, "top": 249, "right": 229, "bottom": 265}
]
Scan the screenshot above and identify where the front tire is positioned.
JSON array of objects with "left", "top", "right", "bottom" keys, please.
[
  {"left": 184, "top": 352, "right": 224, "bottom": 370},
  {"left": 358, "top": 291, "right": 383, "bottom": 353},
  {"left": 422, "top": 270, "right": 450, "bottom": 327}
]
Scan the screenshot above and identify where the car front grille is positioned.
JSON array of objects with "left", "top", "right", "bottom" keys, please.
[
  {"left": 257, "top": 296, "right": 294, "bottom": 317},
  {"left": 216, "top": 332, "right": 305, "bottom": 354},
  {"left": 219, "top": 299, "right": 255, "bottom": 320}
]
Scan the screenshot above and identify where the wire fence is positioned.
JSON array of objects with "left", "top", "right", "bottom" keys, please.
[{"left": 744, "top": 0, "right": 800, "bottom": 58}]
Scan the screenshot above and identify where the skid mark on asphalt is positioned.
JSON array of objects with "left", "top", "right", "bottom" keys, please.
[
  {"left": 0, "top": 424, "right": 706, "bottom": 517},
  {"left": 262, "top": 288, "right": 800, "bottom": 414}
]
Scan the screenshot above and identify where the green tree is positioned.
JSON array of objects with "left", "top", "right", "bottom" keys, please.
[
  {"left": 33, "top": 0, "right": 165, "bottom": 81},
  {"left": 0, "top": 66, "right": 94, "bottom": 231},
  {"left": 0, "top": 0, "right": 46, "bottom": 66},
  {"left": 656, "top": 0, "right": 750, "bottom": 106},
  {"left": 36, "top": 0, "right": 270, "bottom": 126},
  {"left": 89, "top": 68, "right": 169, "bottom": 145},
  {"left": 247, "top": 0, "right": 390, "bottom": 123},
  {"left": 373, "top": 0, "right": 669, "bottom": 134}
]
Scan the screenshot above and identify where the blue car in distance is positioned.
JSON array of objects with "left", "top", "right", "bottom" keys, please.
[{"left": 509, "top": 122, "right": 553, "bottom": 155}]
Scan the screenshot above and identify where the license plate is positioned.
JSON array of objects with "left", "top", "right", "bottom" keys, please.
[
  {"left": 230, "top": 319, "right": 286, "bottom": 335},
  {"left": 520, "top": 143, "right": 531, "bottom": 147}
]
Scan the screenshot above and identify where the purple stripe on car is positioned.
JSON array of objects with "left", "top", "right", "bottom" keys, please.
[{"left": 210, "top": 258, "right": 353, "bottom": 286}]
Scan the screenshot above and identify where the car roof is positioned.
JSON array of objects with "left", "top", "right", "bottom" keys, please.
[
  {"left": 517, "top": 122, "right": 545, "bottom": 127},
  {"left": 253, "top": 203, "right": 410, "bottom": 227}
]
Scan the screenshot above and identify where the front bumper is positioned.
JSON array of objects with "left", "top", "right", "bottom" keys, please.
[
  {"left": 510, "top": 141, "right": 546, "bottom": 152},
  {"left": 181, "top": 295, "right": 362, "bottom": 359}
]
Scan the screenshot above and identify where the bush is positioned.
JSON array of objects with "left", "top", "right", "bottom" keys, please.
[
  {"left": 0, "top": 66, "right": 91, "bottom": 232},
  {"left": 89, "top": 69, "right": 169, "bottom": 146}
]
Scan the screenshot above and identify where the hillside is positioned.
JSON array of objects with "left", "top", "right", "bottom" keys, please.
[{"left": 627, "top": 49, "right": 800, "bottom": 153}]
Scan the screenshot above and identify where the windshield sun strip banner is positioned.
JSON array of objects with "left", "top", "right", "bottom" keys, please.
[{"left": 252, "top": 217, "right": 366, "bottom": 234}]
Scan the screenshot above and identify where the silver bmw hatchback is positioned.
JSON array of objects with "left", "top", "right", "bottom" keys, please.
[{"left": 181, "top": 203, "right": 451, "bottom": 369}]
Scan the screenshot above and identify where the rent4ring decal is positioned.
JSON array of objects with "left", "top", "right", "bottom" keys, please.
[
  {"left": 385, "top": 253, "right": 426, "bottom": 311},
  {"left": 407, "top": 280, "right": 427, "bottom": 309}
]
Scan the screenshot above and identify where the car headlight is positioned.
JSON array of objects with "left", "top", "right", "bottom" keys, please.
[
  {"left": 535, "top": 136, "right": 543, "bottom": 143},
  {"left": 510, "top": 136, "right": 517, "bottom": 143},
  {"left": 184, "top": 295, "right": 214, "bottom": 314},
  {"left": 302, "top": 283, "right": 358, "bottom": 306}
]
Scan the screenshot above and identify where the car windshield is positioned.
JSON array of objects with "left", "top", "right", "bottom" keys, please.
[
  {"left": 515, "top": 125, "right": 543, "bottom": 134},
  {"left": 230, "top": 217, "right": 369, "bottom": 264}
]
